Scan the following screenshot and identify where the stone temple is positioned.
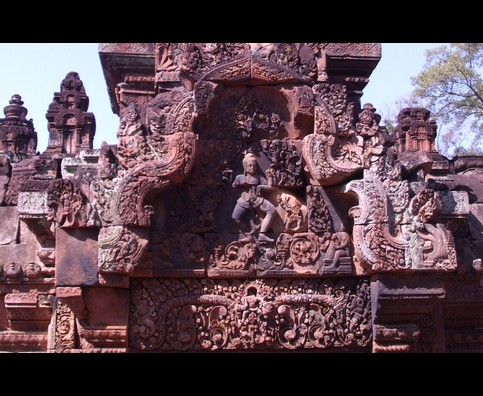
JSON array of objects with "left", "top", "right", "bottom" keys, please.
[{"left": 0, "top": 43, "right": 482, "bottom": 353}]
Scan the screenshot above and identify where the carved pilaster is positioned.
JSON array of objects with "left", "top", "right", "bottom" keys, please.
[{"left": 48, "top": 299, "right": 77, "bottom": 352}]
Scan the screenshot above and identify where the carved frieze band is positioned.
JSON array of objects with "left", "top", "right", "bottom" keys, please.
[{"left": 129, "top": 277, "right": 371, "bottom": 351}]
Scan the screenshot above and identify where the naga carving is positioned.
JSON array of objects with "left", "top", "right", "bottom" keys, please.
[
  {"left": 115, "top": 87, "right": 197, "bottom": 226},
  {"left": 346, "top": 170, "right": 457, "bottom": 273},
  {"left": 303, "top": 90, "right": 389, "bottom": 186}
]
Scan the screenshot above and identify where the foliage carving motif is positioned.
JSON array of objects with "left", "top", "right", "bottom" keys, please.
[{"left": 129, "top": 278, "right": 371, "bottom": 351}]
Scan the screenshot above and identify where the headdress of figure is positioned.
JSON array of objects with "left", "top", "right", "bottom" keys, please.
[{"left": 242, "top": 152, "right": 257, "bottom": 175}]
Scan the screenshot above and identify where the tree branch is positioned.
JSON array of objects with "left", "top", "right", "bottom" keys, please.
[{"left": 455, "top": 64, "right": 483, "bottom": 105}]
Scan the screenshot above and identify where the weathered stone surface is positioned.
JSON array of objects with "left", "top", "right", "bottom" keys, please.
[
  {"left": 0, "top": 244, "right": 37, "bottom": 272},
  {"left": 55, "top": 228, "right": 98, "bottom": 286},
  {"left": 17, "top": 191, "right": 48, "bottom": 217},
  {"left": 0, "top": 207, "right": 19, "bottom": 245},
  {"left": 467, "top": 204, "right": 483, "bottom": 240},
  {"left": 83, "top": 287, "right": 128, "bottom": 326}
]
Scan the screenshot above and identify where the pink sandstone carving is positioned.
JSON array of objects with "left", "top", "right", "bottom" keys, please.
[{"left": 0, "top": 43, "right": 479, "bottom": 353}]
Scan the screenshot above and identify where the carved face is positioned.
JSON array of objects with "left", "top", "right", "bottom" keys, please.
[{"left": 244, "top": 159, "right": 257, "bottom": 175}]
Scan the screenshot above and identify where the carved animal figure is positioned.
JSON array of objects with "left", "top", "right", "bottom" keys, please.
[{"left": 277, "top": 193, "right": 305, "bottom": 232}]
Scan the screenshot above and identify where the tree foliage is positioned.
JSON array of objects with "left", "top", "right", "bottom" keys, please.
[
  {"left": 377, "top": 95, "right": 418, "bottom": 134},
  {"left": 410, "top": 43, "right": 483, "bottom": 156}
]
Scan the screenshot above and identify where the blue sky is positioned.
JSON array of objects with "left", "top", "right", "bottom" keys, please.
[
  {"left": 0, "top": 43, "right": 119, "bottom": 152},
  {"left": 0, "top": 43, "right": 444, "bottom": 153},
  {"left": 362, "top": 43, "right": 445, "bottom": 115}
]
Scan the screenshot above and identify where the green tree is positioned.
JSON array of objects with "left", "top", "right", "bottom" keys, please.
[{"left": 410, "top": 43, "right": 483, "bottom": 157}]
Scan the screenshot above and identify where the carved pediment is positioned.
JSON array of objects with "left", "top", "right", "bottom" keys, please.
[{"left": 3, "top": 43, "right": 482, "bottom": 354}]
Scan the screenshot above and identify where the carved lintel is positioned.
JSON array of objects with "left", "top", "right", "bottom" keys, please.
[
  {"left": 373, "top": 343, "right": 411, "bottom": 353},
  {"left": 129, "top": 278, "right": 372, "bottom": 351},
  {"left": 374, "top": 276, "right": 446, "bottom": 302},
  {"left": 374, "top": 323, "right": 421, "bottom": 343},
  {"left": 71, "top": 347, "right": 128, "bottom": 353},
  {"left": 56, "top": 287, "right": 87, "bottom": 320}
]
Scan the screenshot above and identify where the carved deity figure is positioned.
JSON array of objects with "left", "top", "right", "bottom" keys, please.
[
  {"left": 236, "top": 286, "right": 262, "bottom": 322},
  {"left": 324, "top": 225, "right": 350, "bottom": 267},
  {"left": 232, "top": 153, "right": 276, "bottom": 242},
  {"left": 117, "top": 102, "right": 147, "bottom": 169}
]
